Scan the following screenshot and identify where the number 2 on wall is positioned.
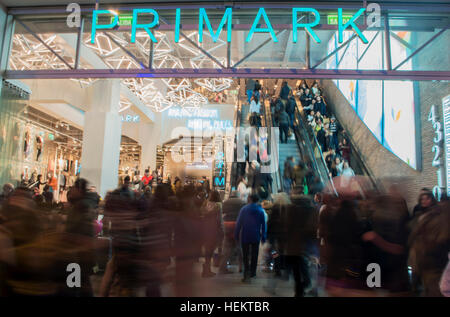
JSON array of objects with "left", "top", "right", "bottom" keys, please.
[{"left": 432, "top": 145, "right": 441, "bottom": 167}]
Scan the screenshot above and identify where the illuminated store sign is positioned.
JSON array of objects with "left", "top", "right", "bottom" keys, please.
[
  {"left": 187, "top": 119, "right": 233, "bottom": 131},
  {"left": 110, "top": 15, "right": 133, "bottom": 26},
  {"left": 121, "top": 115, "right": 140, "bottom": 122},
  {"left": 167, "top": 106, "right": 233, "bottom": 131},
  {"left": 327, "top": 15, "right": 353, "bottom": 25},
  {"left": 168, "top": 107, "right": 218, "bottom": 119},
  {"left": 213, "top": 151, "right": 225, "bottom": 188},
  {"left": 91, "top": 7, "right": 372, "bottom": 45},
  {"left": 443, "top": 95, "right": 450, "bottom": 197},
  {"left": 186, "top": 163, "right": 210, "bottom": 170}
]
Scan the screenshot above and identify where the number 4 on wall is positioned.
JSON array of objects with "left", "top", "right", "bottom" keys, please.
[{"left": 428, "top": 105, "right": 437, "bottom": 124}]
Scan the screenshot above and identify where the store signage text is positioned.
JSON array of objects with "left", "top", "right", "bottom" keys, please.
[
  {"left": 168, "top": 107, "right": 219, "bottom": 119},
  {"left": 89, "top": 7, "right": 377, "bottom": 45},
  {"left": 187, "top": 119, "right": 233, "bottom": 131},
  {"left": 428, "top": 104, "right": 445, "bottom": 201},
  {"left": 121, "top": 115, "right": 140, "bottom": 123},
  {"left": 214, "top": 151, "right": 225, "bottom": 188},
  {"left": 167, "top": 106, "right": 232, "bottom": 130}
]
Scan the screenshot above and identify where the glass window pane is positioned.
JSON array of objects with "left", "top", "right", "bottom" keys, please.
[
  {"left": 383, "top": 80, "right": 417, "bottom": 169},
  {"left": 357, "top": 80, "right": 383, "bottom": 142}
]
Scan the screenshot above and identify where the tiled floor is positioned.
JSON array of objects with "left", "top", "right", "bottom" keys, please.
[
  {"left": 163, "top": 263, "right": 297, "bottom": 297},
  {"left": 91, "top": 262, "right": 302, "bottom": 297}
]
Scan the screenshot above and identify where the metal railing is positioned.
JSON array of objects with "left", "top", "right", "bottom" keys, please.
[
  {"left": 228, "top": 99, "right": 242, "bottom": 196},
  {"left": 319, "top": 96, "right": 380, "bottom": 192},
  {"left": 261, "top": 96, "right": 281, "bottom": 195}
]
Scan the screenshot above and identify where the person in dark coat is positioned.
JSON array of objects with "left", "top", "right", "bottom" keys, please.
[
  {"left": 300, "top": 89, "right": 313, "bottom": 108},
  {"left": 220, "top": 191, "right": 246, "bottom": 273},
  {"left": 281, "top": 192, "right": 318, "bottom": 297},
  {"left": 279, "top": 81, "right": 291, "bottom": 101},
  {"left": 278, "top": 111, "right": 290, "bottom": 144},
  {"left": 64, "top": 178, "right": 97, "bottom": 296},
  {"left": 286, "top": 95, "right": 297, "bottom": 129},
  {"left": 314, "top": 96, "right": 327, "bottom": 117},
  {"left": 316, "top": 123, "right": 327, "bottom": 152}
]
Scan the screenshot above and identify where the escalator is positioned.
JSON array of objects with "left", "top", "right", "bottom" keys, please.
[
  {"left": 262, "top": 96, "right": 334, "bottom": 196},
  {"left": 273, "top": 98, "right": 337, "bottom": 196},
  {"left": 300, "top": 80, "right": 379, "bottom": 191},
  {"left": 228, "top": 94, "right": 282, "bottom": 196},
  {"left": 291, "top": 99, "right": 337, "bottom": 195},
  {"left": 293, "top": 94, "right": 378, "bottom": 195}
]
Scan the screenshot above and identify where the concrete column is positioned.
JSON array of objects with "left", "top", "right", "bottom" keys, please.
[
  {"left": 138, "top": 122, "right": 157, "bottom": 173},
  {"left": 140, "top": 112, "right": 162, "bottom": 173},
  {"left": 0, "top": 6, "right": 14, "bottom": 91},
  {"left": 0, "top": 5, "right": 13, "bottom": 74},
  {"left": 80, "top": 79, "right": 122, "bottom": 197}
]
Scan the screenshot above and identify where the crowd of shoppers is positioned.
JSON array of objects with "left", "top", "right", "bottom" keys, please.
[
  {"left": 299, "top": 81, "right": 355, "bottom": 178},
  {"left": 269, "top": 82, "right": 297, "bottom": 144},
  {"left": 0, "top": 78, "right": 448, "bottom": 298}
]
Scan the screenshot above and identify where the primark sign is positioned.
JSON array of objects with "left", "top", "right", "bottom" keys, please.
[{"left": 67, "top": 4, "right": 381, "bottom": 45}]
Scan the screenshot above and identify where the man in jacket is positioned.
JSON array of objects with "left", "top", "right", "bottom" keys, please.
[
  {"left": 273, "top": 98, "right": 284, "bottom": 127},
  {"left": 245, "top": 79, "right": 256, "bottom": 104},
  {"left": 300, "top": 89, "right": 313, "bottom": 108},
  {"left": 278, "top": 111, "right": 290, "bottom": 144},
  {"left": 235, "top": 194, "right": 267, "bottom": 282},
  {"left": 329, "top": 116, "right": 340, "bottom": 151},
  {"left": 279, "top": 81, "right": 291, "bottom": 101},
  {"left": 286, "top": 95, "right": 297, "bottom": 129}
]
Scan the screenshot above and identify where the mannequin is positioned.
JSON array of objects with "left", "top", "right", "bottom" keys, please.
[
  {"left": 12, "top": 122, "right": 20, "bottom": 154},
  {"left": 23, "top": 128, "right": 31, "bottom": 158},
  {"left": 36, "top": 135, "right": 44, "bottom": 161}
]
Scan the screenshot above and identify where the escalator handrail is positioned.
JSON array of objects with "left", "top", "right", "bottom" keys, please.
[
  {"left": 320, "top": 96, "right": 379, "bottom": 191},
  {"left": 293, "top": 99, "right": 338, "bottom": 196},
  {"left": 229, "top": 99, "right": 242, "bottom": 195},
  {"left": 261, "top": 95, "right": 282, "bottom": 195}
]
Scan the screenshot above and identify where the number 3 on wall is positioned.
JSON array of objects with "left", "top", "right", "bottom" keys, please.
[
  {"left": 433, "top": 122, "right": 442, "bottom": 143},
  {"left": 429, "top": 105, "right": 443, "bottom": 144}
]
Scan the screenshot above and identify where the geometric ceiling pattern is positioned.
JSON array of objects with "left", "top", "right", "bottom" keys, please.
[{"left": 10, "top": 29, "right": 234, "bottom": 112}]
